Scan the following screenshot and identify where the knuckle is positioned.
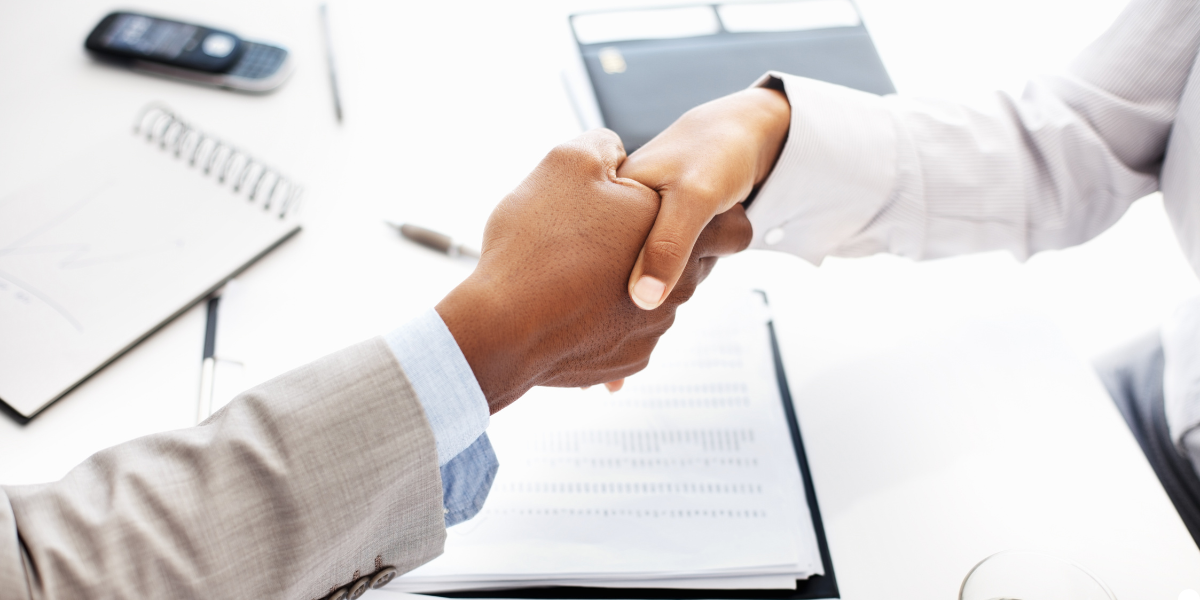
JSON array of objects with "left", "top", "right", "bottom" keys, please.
[
  {"left": 545, "top": 142, "right": 599, "bottom": 170},
  {"left": 631, "top": 358, "right": 651, "bottom": 374},
  {"left": 668, "top": 260, "right": 710, "bottom": 304},
  {"left": 544, "top": 129, "right": 625, "bottom": 175},
  {"left": 592, "top": 127, "right": 624, "bottom": 152},
  {"left": 700, "top": 256, "right": 719, "bottom": 276},
  {"left": 697, "top": 208, "right": 753, "bottom": 256},
  {"left": 644, "top": 238, "right": 689, "bottom": 266},
  {"left": 732, "top": 213, "right": 753, "bottom": 251},
  {"left": 653, "top": 311, "right": 677, "bottom": 334},
  {"left": 669, "top": 281, "right": 697, "bottom": 303}
]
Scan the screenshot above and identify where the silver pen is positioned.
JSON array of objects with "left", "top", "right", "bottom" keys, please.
[
  {"left": 197, "top": 291, "right": 221, "bottom": 424},
  {"left": 386, "top": 221, "right": 480, "bottom": 259}
]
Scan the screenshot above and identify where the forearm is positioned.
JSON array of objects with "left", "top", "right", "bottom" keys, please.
[
  {"left": 1, "top": 339, "right": 445, "bottom": 600},
  {"left": 752, "top": 0, "right": 1200, "bottom": 263},
  {"left": 0, "top": 125, "right": 748, "bottom": 600},
  {"left": 436, "top": 275, "right": 540, "bottom": 413},
  {"left": 385, "top": 309, "right": 499, "bottom": 529}
]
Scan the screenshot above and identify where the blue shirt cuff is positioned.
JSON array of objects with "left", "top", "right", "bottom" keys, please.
[
  {"left": 385, "top": 309, "right": 490, "bottom": 467},
  {"left": 441, "top": 433, "right": 499, "bottom": 527}
]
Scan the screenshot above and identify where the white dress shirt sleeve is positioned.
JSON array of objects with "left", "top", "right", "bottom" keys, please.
[
  {"left": 384, "top": 309, "right": 490, "bottom": 467},
  {"left": 747, "top": 0, "right": 1200, "bottom": 264},
  {"left": 745, "top": 72, "right": 908, "bottom": 263},
  {"left": 746, "top": 0, "right": 1200, "bottom": 462}
]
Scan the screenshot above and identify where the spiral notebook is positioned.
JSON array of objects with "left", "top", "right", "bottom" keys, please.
[{"left": 0, "top": 106, "right": 303, "bottom": 422}]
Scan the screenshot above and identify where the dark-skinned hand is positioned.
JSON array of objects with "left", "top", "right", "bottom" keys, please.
[{"left": 436, "top": 128, "right": 753, "bottom": 413}]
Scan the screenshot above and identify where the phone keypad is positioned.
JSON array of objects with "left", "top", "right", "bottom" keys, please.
[{"left": 228, "top": 43, "right": 287, "bottom": 79}]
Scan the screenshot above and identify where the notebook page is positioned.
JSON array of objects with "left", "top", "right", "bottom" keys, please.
[
  {"left": 0, "top": 130, "right": 299, "bottom": 416},
  {"left": 391, "top": 292, "right": 821, "bottom": 592}
]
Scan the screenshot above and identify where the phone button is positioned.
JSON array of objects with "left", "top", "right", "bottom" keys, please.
[{"left": 201, "top": 34, "right": 236, "bottom": 57}]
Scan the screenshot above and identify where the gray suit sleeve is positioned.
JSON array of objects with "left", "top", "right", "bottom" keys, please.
[{"left": 0, "top": 337, "right": 446, "bottom": 600}]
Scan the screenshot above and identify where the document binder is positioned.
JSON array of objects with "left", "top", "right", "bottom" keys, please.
[
  {"left": 431, "top": 292, "right": 839, "bottom": 599},
  {"left": 0, "top": 105, "right": 302, "bottom": 422},
  {"left": 566, "top": 0, "right": 894, "bottom": 153}
]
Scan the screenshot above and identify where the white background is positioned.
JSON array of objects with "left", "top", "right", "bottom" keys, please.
[{"left": 1, "top": 0, "right": 1199, "bottom": 598}]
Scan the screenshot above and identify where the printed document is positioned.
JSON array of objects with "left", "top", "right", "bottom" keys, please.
[{"left": 390, "top": 292, "right": 822, "bottom": 592}]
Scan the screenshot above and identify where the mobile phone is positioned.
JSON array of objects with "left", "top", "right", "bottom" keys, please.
[{"left": 85, "top": 12, "right": 293, "bottom": 93}]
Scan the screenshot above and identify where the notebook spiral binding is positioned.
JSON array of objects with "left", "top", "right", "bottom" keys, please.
[{"left": 132, "top": 104, "right": 303, "bottom": 220}]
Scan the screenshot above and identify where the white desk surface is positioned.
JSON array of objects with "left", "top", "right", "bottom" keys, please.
[{"left": 2, "top": 0, "right": 1199, "bottom": 598}]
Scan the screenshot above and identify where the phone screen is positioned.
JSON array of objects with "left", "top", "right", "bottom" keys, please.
[{"left": 87, "top": 13, "right": 243, "bottom": 73}]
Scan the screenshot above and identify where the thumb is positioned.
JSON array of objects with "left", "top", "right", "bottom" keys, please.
[{"left": 627, "top": 190, "right": 715, "bottom": 310}]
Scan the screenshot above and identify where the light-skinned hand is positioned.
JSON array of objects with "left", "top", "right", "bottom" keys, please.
[{"left": 617, "top": 87, "right": 790, "bottom": 310}]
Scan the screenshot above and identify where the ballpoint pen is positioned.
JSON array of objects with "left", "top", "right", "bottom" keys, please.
[
  {"left": 386, "top": 221, "right": 480, "bottom": 259},
  {"left": 197, "top": 291, "right": 221, "bottom": 424}
]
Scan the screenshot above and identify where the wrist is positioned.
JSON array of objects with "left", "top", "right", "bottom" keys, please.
[
  {"left": 435, "top": 277, "right": 539, "bottom": 413},
  {"left": 741, "top": 87, "right": 791, "bottom": 185}
]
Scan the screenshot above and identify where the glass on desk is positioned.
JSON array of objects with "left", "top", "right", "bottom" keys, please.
[{"left": 959, "top": 550, "right": 1116, "bottom": 600}]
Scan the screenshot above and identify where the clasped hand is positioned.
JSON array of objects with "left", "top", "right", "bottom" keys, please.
[
  {"left": 618, "top": 87, "right": 791, "bottom": 310},
  {"left": 436, "top": 128, "right": 753, "bottom": 412},
  {"left": 438, "top": 87, "right": 788, "bottom": 411}
]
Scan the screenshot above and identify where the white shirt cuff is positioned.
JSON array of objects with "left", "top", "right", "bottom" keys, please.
[
  {"left": 746, "top": 71, "right": 905, "bottom": 264},
  {"left": 385, "top": 309, "right": 490, "bottom": 467}
]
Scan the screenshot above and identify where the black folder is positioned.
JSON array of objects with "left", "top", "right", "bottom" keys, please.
[
  {"left": 432, "top": 291, "right": 839, "bottom": 599},
  {"left": 569, "top": 2, "right": 894, "bottom": 152}
]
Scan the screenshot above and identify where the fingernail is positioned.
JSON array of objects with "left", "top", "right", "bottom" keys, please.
[{"left": 632, "top": 276, "right": 666, "bottom": 309}]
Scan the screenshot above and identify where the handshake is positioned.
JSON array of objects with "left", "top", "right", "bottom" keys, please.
[
  {"left": 437, "top": 87, "right": 791, "bottom": 412},
  {"left": 0, "top": 86, "right": 805, "bottom": 600}
]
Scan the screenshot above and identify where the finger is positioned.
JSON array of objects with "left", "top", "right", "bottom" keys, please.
[
  {"left": 665, "top": 206, "right": 752, "bottom": 308},
  {"left": 691, "top": 204, "right": 753, "bottom": 259},
  {"left": 663, "top": 255, "right": 716, "bottom": 307},
  {"left": 604, "top": 379, "right": 625, "bottom": 393},
  {"left": 627, "top": 189, "right": 718, "bottom": 310},
  {"left": 616, "top": 142, "right": 672, "bottom": 190}
]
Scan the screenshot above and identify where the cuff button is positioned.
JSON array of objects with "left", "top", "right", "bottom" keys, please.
[
  {"left": 349, "top": 577, "right": 371, "bottom": 599},
  {"left": 327, "top": 588, "right": 348, "bottom": 600},
  {"left": 370, "top": 566, "right": 399, "bottom": 589},
  {"left": 764, "top": 228, "right": 785, "bottom": 246}
]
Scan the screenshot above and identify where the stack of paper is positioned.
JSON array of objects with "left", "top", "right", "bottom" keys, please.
[{"left": 388, "top": 292, "right": 822, "bottom": 592}]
